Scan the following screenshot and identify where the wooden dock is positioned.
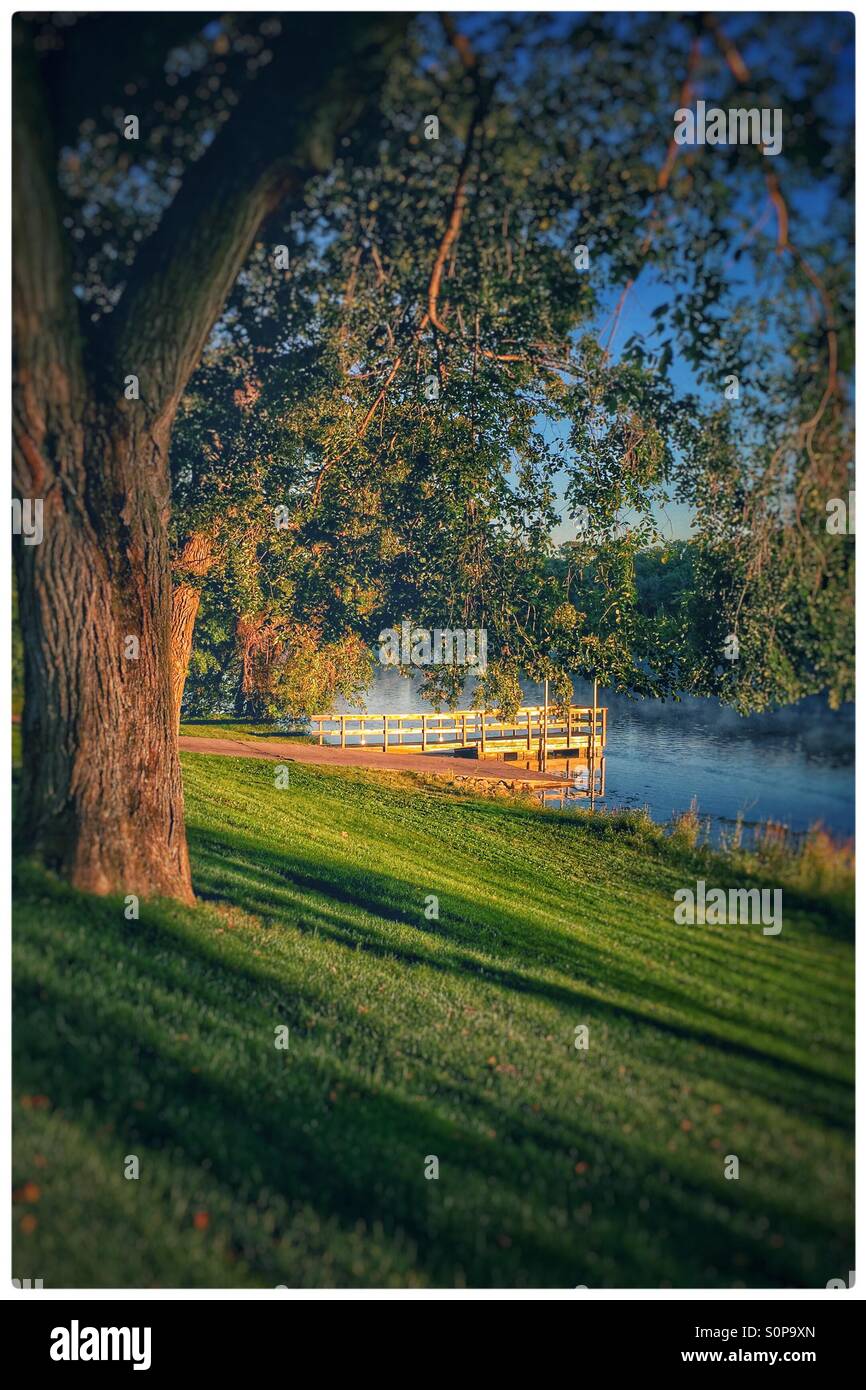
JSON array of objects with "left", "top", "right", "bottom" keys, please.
[{"left": 309, "top": 704, "right": 607, "bottom": 762}]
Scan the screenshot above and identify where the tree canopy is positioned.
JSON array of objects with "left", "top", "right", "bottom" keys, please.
[{"left": 165, "top": 10, "right": 853, "bottom": 720}]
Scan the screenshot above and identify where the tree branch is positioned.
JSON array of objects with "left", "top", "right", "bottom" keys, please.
[
  {"left": 427, "top": 15, "right": 491, "bottom": 333},
  {"left": 12, "top": 26, "right": 87, "bottom": 496},
  {"left": 601, "top": 36, "right": 701, "bottom": 365},
  {"left": 704, "top": 16, "right": 840, "bottom": 441},
  {"left": 101, "top": 14, "right": 408, "bottom": 425}
]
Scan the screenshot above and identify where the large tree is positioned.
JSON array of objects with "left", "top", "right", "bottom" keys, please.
[{"left": 12, "top": 12, "right": 407, "bottom": 900}]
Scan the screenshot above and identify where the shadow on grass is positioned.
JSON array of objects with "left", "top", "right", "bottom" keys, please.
[
  {"left": 187, "top": 822, "right": 853, "bottom": 1112},
  {"left": 13, "top": 860, "right": 851, "bottom": 1288},
  {"left": 475, "top": 796, "right": 855, "bottom": 943}
]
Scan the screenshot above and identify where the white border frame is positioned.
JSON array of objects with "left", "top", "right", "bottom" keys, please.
[{"left": 2, "top": 0, "right": 860, "bottom": 1302}]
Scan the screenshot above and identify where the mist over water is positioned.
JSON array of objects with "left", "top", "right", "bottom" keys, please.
[{"left": 331, "top": 670, "right": 854, "bottom": 839}]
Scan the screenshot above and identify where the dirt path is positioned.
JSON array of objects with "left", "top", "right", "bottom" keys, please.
[{"left": 178, "top": 735, "right": 565, "bottom": 786}]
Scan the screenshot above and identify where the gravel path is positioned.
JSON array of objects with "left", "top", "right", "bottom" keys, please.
[{"left": 178, "top": 735, "right": 565, "bottom": 786}]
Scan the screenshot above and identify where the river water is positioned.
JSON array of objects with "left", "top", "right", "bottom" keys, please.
[{"left": 330, "top": 670, "right": 854, "bottom": 840}]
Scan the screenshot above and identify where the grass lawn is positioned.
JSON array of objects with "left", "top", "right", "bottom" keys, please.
[
  {"left": 179, "top": 717, "right": 317, "bottom": 744},
  {"left": 13, "top": 737, "right": 854, "bottom": 1288}
]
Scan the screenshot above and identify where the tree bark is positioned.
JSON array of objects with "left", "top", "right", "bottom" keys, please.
[
  {"left": 170, "top": 532, "right": 215, "bottom": 728},
  {"left": 14, "top": 412, "right": 194, "bottom": 900}
]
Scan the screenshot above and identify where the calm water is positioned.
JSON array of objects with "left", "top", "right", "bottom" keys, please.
[{"left": 331, "top": 670, "right": 855, "bottom": 840}]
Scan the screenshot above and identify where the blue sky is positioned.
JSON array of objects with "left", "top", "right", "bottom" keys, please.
[{"left": 501, "top": 10, "right": 855, "bottom": 547}]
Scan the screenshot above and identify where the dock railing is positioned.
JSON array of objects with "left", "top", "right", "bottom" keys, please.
[{"left": 309, "top": 705, "right": 606, "bottom": 759}]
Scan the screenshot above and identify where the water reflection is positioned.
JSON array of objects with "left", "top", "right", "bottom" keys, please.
[{"left": 501, "top": 755, "right": 607, "bottom": 809}]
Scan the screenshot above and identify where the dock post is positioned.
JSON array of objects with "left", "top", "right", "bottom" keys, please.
[{"left": 590, "top": 678, "right": 597, "bottom": 794}]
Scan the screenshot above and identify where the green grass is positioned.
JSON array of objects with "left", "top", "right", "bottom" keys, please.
[
  {"left": 179, "top": 717, "right": 316, "bottom": 744},
  {"left": 13, "top": 743, "right": 854, "bottom": 1288}
]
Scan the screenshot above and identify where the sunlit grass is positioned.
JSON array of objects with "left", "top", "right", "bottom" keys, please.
[
  {"left": 13, "top": 745, "right": 853, "bottom": 1288},
  {"left": 179, "top": 717, "right": 315, "bottom": 744}
]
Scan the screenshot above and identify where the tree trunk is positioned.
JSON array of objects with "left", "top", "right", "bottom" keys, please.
[
  {"left": 12, "top": 32, "right": 192, "bottom": 902},
  {"left": 170, "top": 532, "right": 214, "bottom": 728},
  {"left": 236, "top": 612, "right": 283, "bottom": 721},
  {"left": 14, "top": 411, "right": 194, "bottom": 902},
  {"left": 13, "top": 12, "right": 408, "bottom": 902}
]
